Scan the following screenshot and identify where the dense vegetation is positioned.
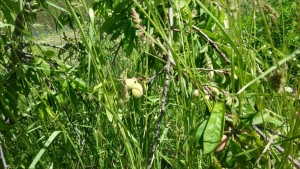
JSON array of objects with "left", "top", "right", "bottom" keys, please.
[{"left": 0, "top": 0, "right": 299, "bottom": 168}]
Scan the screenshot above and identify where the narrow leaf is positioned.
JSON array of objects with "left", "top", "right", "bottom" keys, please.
[
  {"left": 194, "top": 120, "right": 208, "bottom": 148},
  {"left": 29, "top": 131, "right": 62, "bottom": 169}
]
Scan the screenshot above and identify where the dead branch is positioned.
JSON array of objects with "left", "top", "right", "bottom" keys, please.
[
  {"left": 147, "top": 7, "right": 174, "bottom": 169},
  {"left": 192, "top": 25, "right": 231, "bottom": 64},
  {"left": 253, "top": 125, "right": 300, "bottom": 168}
]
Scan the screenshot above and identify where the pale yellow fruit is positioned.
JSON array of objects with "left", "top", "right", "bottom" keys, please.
[
  {"left": 214, "top": 135, "right": 228, "bottom": 153},
  {"left": 125, "top": 78, "right": 137, "bottom": 89},
  {"left": 204, "top": 95, "right": 210, "bottom": 100},
  {"left": 193, "top": 89, "right": 200, "bottom": 97},
  {"left": 209, "top": 86, "right": 220, "bottom": 96},
  {"left": 132, "top": 83, "right": 143, "bottom": 98},
  {"left": 234, "top": 73, "right": 238, "bottom": 80}
]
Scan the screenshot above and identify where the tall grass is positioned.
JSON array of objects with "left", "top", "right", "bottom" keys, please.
[{"left": 0, "top": 0, "right": 299, "bottom": 168}]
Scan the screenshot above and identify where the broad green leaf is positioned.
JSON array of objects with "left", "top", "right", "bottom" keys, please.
[
  {"left": 266, "top": 116, "right": 283, "bottom": 126},
  {"left": 240, "top": 104, "right": 257, "bottom": 119},
  {"left": 29, "top": 131, "right": 62, "bottom": 169},
  {"left": 40, "top": 60, "right": 51, "bottom": 76},
  {"left": 251, "top": 111, "right": 269, "bottom": 125},
  {"left": 44, "top": 50, "right": 55, "bottom": 58},
  {"left": 199, "top": 44, "right": 208, "bottom": 53},
  {"left": 71, "top": 78, "right": 87, "bottom": 92},
  {"left": 0, "top": 1, "right": 19, "bottom": 24},
  {"left": 34, "top": 58, "right": 50, "bottom": 76},
  {"left": 200, "top": 29, "right": 217, "bottom": 40},
  {"left": 251, "top": 111, "right": 283, "bottom": 126},
  {"left": 203, "top": 102, "right": 225, "bottom": 154},
  {"left": 34, "top": 57, "right": 42, "bottom": 64}
]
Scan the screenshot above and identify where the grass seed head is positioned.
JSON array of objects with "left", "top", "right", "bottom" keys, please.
[{"left": 269, "top": 68, "right": 285, "bottom": 92}]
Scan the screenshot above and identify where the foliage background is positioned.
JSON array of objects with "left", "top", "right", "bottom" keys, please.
[{"left": 0, "top": 0, "right": 299, "bottom": 168}]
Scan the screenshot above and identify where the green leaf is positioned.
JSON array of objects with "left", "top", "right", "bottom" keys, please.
[
  {"left": 105, "top": 109, "right": 113, "bottom": 122},
  {"left": 251, "top": 110, "right": 283, "bottom": 126},
  {"left": 251, "top": 111, "right": 269, "bottom": 125},
  {"left": 44, "top": 50, "right": 55, "bottom": 58},
  {"left": 46, "top": 1, "right": 69, "bottom": 13},
  {"left": 34, "top": 58, "right": 51, "bottom": 76},
  {"left": 194, "top": 120, "right": 208, "bottom": 148},
  {"left": 266, "top": 115, "right": 283, "bottom": 126},
  {"left": 240, "top": 104, "right": 257, "bottom": 119},
  {"left": 29, "top": 131, "right": 62, "bottom": 169},
  {"left": 0, "top": 23, "right": 14, "bottom": 28},
  {"left": 71, "top": 78, "right": 87, "bottom": 92},
  {"left": 40, "top": 60, "right": 51, "bottom": 76},
  {"left": 199, "top": 44, "right": 208, "bottom": 53},
  {"left": 174, "top": 0, "right": 190, "bottom": 9},
  {"left": 203, "top": 102, "right": 225, "bottom": 154}
]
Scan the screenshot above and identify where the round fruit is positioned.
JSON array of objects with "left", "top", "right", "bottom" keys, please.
[
  {"left": 234, "top": 73, "right": 238, "bottom": 80},
  {"left": 209, "top": 86, "right": 220, "bottom": 96},
  {"left": 214, "top": 135, "right": 228, "bottom": 153},
  {"left": 132, "top": 83, "right": 143, "bottom": 98},
  {"left": 125, "top": 78, "right": 137, "bottom": 89},
  {"left": 193, "top": 89, "right": 200, "bottom": 97}
]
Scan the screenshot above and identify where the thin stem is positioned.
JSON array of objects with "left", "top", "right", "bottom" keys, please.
[{"left": 0, "top": 142, "right": 9, "bottom": 169}]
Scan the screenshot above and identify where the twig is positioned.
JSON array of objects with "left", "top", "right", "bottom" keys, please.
[
  {"left": 5, "top": 42, "right": 67, "bottom": 51},
  {"left": 192, "top": 25, "right": 231, "bottom": 64},
  {"left": 110, "top": 39, "right": 123, "bottom": 68},
  {"left": 147, "top": 67, "right": 166, "bottom": 83},
  {"left": 193, "top": 68, "right": 230, "bottom": 74},
  {"left": 0, "top": 142, "right": 9, "bottom": 169},
  {"left": 76, "top": 139, "right": 85, "bottom": 169},
  {"left": 254, "top": 133, "right": 278, "bottom": 166},
  {"left": 147, "top": 7, "right": 174, "bottom": 169},
  {"left": 253, "top": 125, "right": 300, "bottom": 168},
  {"left": 32, "top": 42, "right": 67, "bottom": 50}
]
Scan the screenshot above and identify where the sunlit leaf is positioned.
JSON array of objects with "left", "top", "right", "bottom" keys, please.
[
  {"left": 106, "top": 109, "right": 113, "bottom": 122},
  {"left": 251, "top": 111, "right": 269, "bottom": 125},
  {"left": 203, "top": 102, "right": 225, "bottom": 154},
  {"left": 40, "top": 60, "right": 51, "bottom": 76}
]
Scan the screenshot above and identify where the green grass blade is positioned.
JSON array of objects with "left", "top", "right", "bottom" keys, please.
[{"left": 29, "top": 131, "right": 62, "bottom": 169}]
